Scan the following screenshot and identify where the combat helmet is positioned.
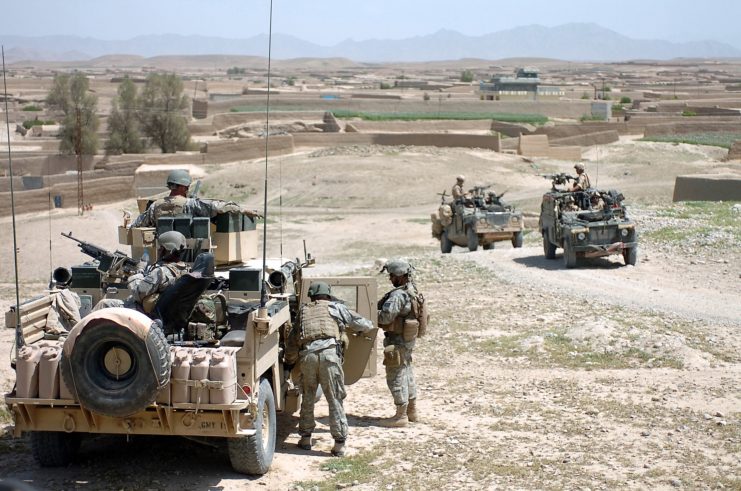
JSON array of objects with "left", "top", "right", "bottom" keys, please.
[
  {"left": 574, "top": 163, "right": 585, "bottom": 171},
  {"left": 158, "top": 230, "right": 187, "bottom": 251},
  {"left": 381, "top": 258, "right": 413, "bottom": 277},
  {"left": 456, "top": 175, "right": 465, "bottom": 183},
  {"left": 307, "top": 281, "right": 332, "bottom": 298},
  {"left": 166, "top": 169, "right": 192, "bottom": 187}
]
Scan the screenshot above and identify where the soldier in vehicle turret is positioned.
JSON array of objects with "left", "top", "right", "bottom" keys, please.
[
  {"left": 130, "top": 170, "right": 261, "bottom": 228},
  {"left": 451, "top": 175, "right": 466, "bottom": 202},
  {"left": 287, "top": 281, "right": 374, "bottom": 457},
  {"left": 570, "top": 163, "right": 591, "bottom": 192},
  {"left": 93, "top": 230, "right": 189, "bottom": 313}
]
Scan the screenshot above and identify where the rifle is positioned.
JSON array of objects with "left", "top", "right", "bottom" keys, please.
[
  {"left": 188, "top": 179, "right": 202, "bottom": 198},
  {"left": 62, "top": 232, "right": 141, "bottom": 279}
]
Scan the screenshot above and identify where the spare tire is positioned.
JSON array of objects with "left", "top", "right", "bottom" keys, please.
[{"left": 61, "top": 315, "right": 170, "bottom": 418}]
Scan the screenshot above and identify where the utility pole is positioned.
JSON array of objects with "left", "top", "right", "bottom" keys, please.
[{"left": 75, "top": 106, "right": 83, "bottom": 215}]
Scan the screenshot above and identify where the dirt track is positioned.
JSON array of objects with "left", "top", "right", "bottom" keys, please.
[{"left": 1, "top": 141, "right": 740, "bottom": 490}]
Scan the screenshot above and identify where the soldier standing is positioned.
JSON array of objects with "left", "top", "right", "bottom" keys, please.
[
  {"left": 288, "top": 281, "right": 374, "bottom": 457},
  {"left": 131, "top": 170, "right": 261, "bottom": 228},
  {"left": 378, "top": 259, "right": 427, "bottom": 427},
  {"left": 451, "top": 175, "right": 466, "bottom": 201},
  {"left": 570, "top": 163, "right": 591, "bottom": 192}
]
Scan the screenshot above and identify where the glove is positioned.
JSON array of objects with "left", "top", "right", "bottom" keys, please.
[{"left": 243, "top": 209, "right": 263, "bottom": 219}]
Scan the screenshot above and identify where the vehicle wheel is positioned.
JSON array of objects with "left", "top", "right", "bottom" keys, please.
[
  {"left": 61, "top": 320, "right": 170, "bottom": 418},
  {"left": 31, "top": 431, "right": 81, "bottom": 467},
  {"left": 623, "top": 246, "right": 638, "bottom": 266},
  {"left": 440, "top": 231, "right": 453, "bottom": 254},
  {"left": 543, "top": 231, "right": 556, "bottom": 259},
  {"left": 483, "top": 243, "right": 494, "bottom": 250},
  {"left": 466, "top": 227, "right": 478, "bottom": 252},
  {"left": 563, "top": 237, "right": 577, "bottom": 268},
  {"left": 511, "top": 231, "right": 524, "bottom": 248},
  {"left": 228, "top": 378, "right": 276, "bottom": 475}
]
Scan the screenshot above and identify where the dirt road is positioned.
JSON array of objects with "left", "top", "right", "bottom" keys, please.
[{"left": 1, "top": 141, "right": 740, "bottom": 490}]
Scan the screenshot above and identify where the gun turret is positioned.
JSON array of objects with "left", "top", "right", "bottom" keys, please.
[{"left": 62, "top": 232, "right": 141, "bottom": 280}]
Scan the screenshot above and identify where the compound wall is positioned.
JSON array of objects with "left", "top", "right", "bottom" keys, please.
[
  {"left": 293, "top": 132, "right": 501, "bottom": 151},
  {"left": 672, "top": 174, "right": 741, "bottom": 201}
]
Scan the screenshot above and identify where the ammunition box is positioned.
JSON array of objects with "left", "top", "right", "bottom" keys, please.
[
  {"left": 192, "top": 217, "right": 210, "bottom": 239},
  {"left": 242, "top": 215, "right": 257, "bottom": 231},
  {"left": 213, "top": 230, "right": 258, "bottom": 265},
  {"left": 118, "top": 226, "right": 132, "bottom": 245},
  {"left": 157, "top": 217, "right": 174, "bottom": 236},
  {"left": 132, "top": 228, "right": 156, "bottom": 248},
  {"left": 174, "top": 216, "right": 192, "bottom": 239},
  {"left": 70, "top": 265, "right": 102, "bottom": 289},
  {"left": 215, "top": 213, "right": 242, "bottom": 233}
]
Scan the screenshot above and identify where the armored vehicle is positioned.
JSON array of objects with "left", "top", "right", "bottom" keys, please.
[
  {"left": 538, "top": 173, "right": 638, "bottom": 268},
  {"left": 431, "top": 185, "right": 524, "bottom": 253},
  {"left": 4, "top": 208, "right": 378, "bottom": 476}
]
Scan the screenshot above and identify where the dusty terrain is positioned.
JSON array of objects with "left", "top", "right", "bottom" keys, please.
[{"left": 1, "top": 140, "right": 740, "bottom": 490}]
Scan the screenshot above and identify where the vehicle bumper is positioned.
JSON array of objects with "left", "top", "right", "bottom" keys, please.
[{"left": 573, "top": 241, "right": 637, "bottom": 258}]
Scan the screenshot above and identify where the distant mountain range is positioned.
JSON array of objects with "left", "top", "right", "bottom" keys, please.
[{"left": 2, "top": 23, "right": 740, "bottom": 63}]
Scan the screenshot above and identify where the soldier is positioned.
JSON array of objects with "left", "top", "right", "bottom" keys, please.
[
  {"left": 570, "top": 163, "right": 591, "bottom": 192},
  {"left": 378, "top": 259, "right": 427, "bottom": 427},
  {"left": 287, "top": 281, "right": 374, "bottom": 457},
  {"left": 590, "top": 191, "right": 605, "bottom": 211},
  {"left": 131, "top": 169, "right": 261, "bottom": 228},
  {"left": 451, "top": 175, "right": 466, "bottom": 201},
  {"left": 93, "top": 230, "right": 189, "bottom": 313}
]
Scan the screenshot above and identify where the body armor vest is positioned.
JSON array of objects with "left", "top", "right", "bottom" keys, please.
[
  {"left": 153, "top": 195, "right": 188, "bottom": 221},
  {"left": 300, "top": 300, "right": 340, "bottom": 345}
]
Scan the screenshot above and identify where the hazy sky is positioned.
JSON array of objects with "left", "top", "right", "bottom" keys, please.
[{"left": 3, "top": 0, "right": 740, "bottom": 48}]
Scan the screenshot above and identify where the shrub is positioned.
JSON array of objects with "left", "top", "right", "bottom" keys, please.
[
  {"left": 22, "top": 104, "right": 42, "bottom": 111},
  {"left": 682, "top": 110, "right": 697, "bottom": 117},
  {"left": 581, "top": 93, "right": 590, "bottom": 100},
  {"left": 460, "top": 70, "right": 474, "bottom": 83},
  {"left": 620, "top": 96, "right": 632, "bottom": 104},
  {"left": 379, "top": 82, "right": 392, "bottom": 90},
  {"left": 22, "top": 118, "right": 54, "bottom": 129}
]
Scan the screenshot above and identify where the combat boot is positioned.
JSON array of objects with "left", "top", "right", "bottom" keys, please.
[
  {"left": 383, "top": 404, "right": 409, "bottom": 427},
  {"left": 297, "top": 435, "right": 312, "bottom": 450},
  {"left": 407, "top": 399, "right": 419, "bottom": 423},
  {"left": 331, "top": 440, "right": 346, "bottom": 457}
]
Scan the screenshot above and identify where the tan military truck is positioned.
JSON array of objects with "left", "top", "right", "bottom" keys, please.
[{"left": 4, "top": 211, "right": 378, "bottom": 475}]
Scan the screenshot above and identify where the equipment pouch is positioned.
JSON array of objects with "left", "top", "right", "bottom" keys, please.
[
  {"left": 402, "top": 319, "right": 419, "bottom": 342},
  {"left": 142, "top": 293, "right": 160, "bottom": 314},
  {"left": 382, "top": 345, "right": 402, "bottom": 367}
]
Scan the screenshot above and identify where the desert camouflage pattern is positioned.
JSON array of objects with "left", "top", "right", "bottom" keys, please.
[
  {"left": 131, "top": 196, "right": 245, "bottom": 228},
  {"left": 93, "top": 261, "right": 187, "bottom": 312},
  {"left": 298, "top": 347, "right": 348, "bottom": 441},
  {"left": 378, "top": 285, "right": 418, "bottom": 405},
  {"left": 574, "top": 172, "right": 591, "bottom": 191}
]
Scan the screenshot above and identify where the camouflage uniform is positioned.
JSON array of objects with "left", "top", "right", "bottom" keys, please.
[
  {"left": 131, "top": 196, "right": 247, "bottom": 228},
  {"left": 378, "top": 283, "right": 418, "bottom": 407},
  {"left": 452, "top": 183, "right": 465, "bottom": 201},
  {"left": 293, "top": 300, "right": 373, "bottom": 443},
  {"left": 93, "top": 261, "right": 188, "bottom": 313},
  {"left": 573, "top": 172, "right": 591, "bottom": 191}
]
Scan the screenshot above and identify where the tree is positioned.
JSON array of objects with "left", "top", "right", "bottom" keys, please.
[
  {"left": 46, "top": 73, "right": 99, "bottom": 155},
  {"left": 138, "top": 73, "right": 190, "bottom": 153},
  {"left": 460, "top": 70, "right": 475, "bottom": 83},
  {"left": 106, "top": 77, "right": 145, "bottom": 155}
]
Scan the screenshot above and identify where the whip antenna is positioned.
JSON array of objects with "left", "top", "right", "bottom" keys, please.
[
  {"left": 2, "top": 46, "right": 25, "bottom": 351},
  {"left": 259, "top": 0, "right": 274, "bottom": 308}
]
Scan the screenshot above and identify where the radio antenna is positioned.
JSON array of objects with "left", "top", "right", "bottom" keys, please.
[
  {"left": 258, "top": 0, "right": 274, "bottom": 308},
  {"left": 2, "top": 46, "right": 25, "bottom": 352}
]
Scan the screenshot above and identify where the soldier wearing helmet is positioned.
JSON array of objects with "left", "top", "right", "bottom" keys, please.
[
  {"left": 286, "top": 281, "right": 373, "bottom": 457},
  {"left": 377, "top": 258, "right": 428, "bottom": 427},
  {"left": 570, "top": 163, "right": 591, "bottom": 192},
  {"left": 93, "top": 230, "right": 189, "bottom": 313},
  {"left": 451, "top": 175, "right": 466, "bottom": 201},
  {"left": 130, "top": 169, "right": 262, "bottom": 228}
]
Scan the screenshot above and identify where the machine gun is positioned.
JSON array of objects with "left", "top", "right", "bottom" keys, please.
[
  {"left": 62, "top": 232, "right": 142, "bottom": 280},
  {"left": 436, "top": 190, "right": 448, "bottom": 204},
  {"left": 541, "top": 173, "right": 576, "bottom": 190}
]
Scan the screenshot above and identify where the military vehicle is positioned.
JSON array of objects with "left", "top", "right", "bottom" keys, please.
[
  {"left": 431, "top": 185, "right": 524, "bottom": 253},
  {"left": 538, "top": 173, "right": 638, "bottom": 268},
  {"left": 4, "top": 208, "right": 378, "bottom": 475}
]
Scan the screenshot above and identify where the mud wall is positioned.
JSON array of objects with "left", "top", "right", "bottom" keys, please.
[
  {"left": 550, "top": 130, "right": 620, "bottom": 147},
  {"left": 211, "top": 112, "right": 325, "bottom": 131},
  {"left": 643, "top": 122, "right": 741, "bottom": 137},
  {"left": 205, "top": 135, "right": 295, "bottom": 161},
  {"left": 518, "top": 134, "right": 581, "bottom": 160},
  {"left": 350, "top": 120, "right": 493, "bottom": 133},
  {"left": 672, "top": 174, "right": 741, "bottom": 201},
  {"left": 0, "top": 176, "right": 135, "bottom": 216},
  {"left": 0, "top": 155, "right": 96, "bottom": 177},
  {"left": 726, "top": 141, "right": 741, "bottom": 161},
  {"left": 293, "top": 132, "right": 500, "bottom": 151}
]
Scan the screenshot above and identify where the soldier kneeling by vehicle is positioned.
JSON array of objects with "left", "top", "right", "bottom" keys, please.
[
  {"left": 93, "top": 230, "right": 189, "bottom": 313},
  {"left": 285, "top": 281, "right": 374, "bottom": 457}
]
